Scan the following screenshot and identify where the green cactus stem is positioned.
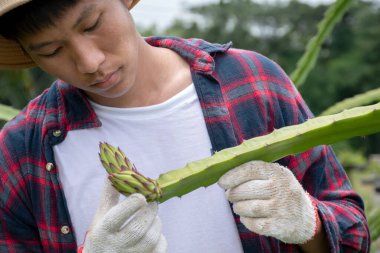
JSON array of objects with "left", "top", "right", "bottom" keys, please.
[{"left": 99, "top": 103, "right": 380, "bottom": 203}]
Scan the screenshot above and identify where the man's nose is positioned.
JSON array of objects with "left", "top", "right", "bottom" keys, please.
[{"left": 72, "top": 38, "right": 105, "bottom": 74}]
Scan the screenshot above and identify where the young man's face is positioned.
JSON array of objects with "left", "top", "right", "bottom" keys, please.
[{"left": 19, "top": 0, "right": 141, "bottom": 105}]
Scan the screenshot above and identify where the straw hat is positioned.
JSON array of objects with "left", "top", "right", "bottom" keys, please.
[{"left": 0, "top": 0, "right": 140, "bottom": 69}]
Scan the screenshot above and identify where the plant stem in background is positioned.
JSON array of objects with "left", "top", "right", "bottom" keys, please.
[
  {"left": 320, "top": 87, "right": 380, "bottom": 116},
  {"left": 290, "top": 0, "right": 354, "bottom": 87}
]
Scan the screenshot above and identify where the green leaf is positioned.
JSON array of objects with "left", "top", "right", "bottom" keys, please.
[{"left": 0, "top": 103, "right": 20, "bottom": 121}]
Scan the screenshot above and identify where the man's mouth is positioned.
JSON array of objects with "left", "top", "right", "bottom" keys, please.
[{"left": 91, "top": 68, "right": 120, "bottom": 90}]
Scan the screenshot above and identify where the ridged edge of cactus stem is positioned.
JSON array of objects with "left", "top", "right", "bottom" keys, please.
[{"left": 155, "top": 103, "right": 380, "bottom": 202}]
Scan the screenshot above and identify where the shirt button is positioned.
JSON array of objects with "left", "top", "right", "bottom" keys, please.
[
  {"left": 46, "top": 163, "right": 54, "bottom": 172},
  {"left": 61, "top": 226, "right": 70, "bottom": 235},
  {"left": 53, "top": 130, "right": 62, "bottom": 137}
]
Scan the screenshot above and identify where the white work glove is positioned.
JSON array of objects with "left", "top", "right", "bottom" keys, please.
[
  {"left": 83, "top": 179, "right": 167, "bottom": 253},
  {"left": 218, "top": 161, "right": 319, "bottom": 244}
]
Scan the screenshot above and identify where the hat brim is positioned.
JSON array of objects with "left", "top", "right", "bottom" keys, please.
[{"left": 0, "top": 0, "right": 141, "bottom": 69}]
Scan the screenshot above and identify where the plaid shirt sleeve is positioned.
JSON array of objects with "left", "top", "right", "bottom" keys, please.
[
  {"left": 0, "top": 86, "right": 79, "bottom": 252},
  {"left": 0, "top": 110, "right": 45, "bottom": 252},
  {"left": 208, "top": 47, "right": 370, "bottom": 252},
  {"left": 283, "top": 123, "right": 370, "bottom": 252}
]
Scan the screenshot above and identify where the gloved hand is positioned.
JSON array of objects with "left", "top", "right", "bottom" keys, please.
[
  {"left": 218, "top": 161, "right": 320, "bottom": 244},
  {"left": 82, "top": 179, "right": 167, "bottom": 253}
]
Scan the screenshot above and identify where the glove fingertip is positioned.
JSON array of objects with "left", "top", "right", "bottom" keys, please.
[
  {"left": 217, "top": 174, "right": 230, "bottom": 189},
  {"left": 147, "top": 201, "right": 158, "bottom": 210},
  {"left": 217, "top": 166, "right": 249, "bottom": 189},
  {"left": 113, "top": 193, "right": 147, "bottom": 215},
  {"left": 218, "top": 175, "right": 238, "bottom": 190},
  {"left": 129, "top": 193, "right": 147, "bottom": 203}
]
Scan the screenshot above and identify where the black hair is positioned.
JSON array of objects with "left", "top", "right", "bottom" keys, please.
[{"left": 0, "top": 0, "right": 79, "bottom": 41}]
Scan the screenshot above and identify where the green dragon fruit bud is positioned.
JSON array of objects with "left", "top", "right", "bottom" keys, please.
[
  {"left": 99, "top": 143, "right": 118, "bottom": 174},
  {"left": 109, "top": 174, "right": 137, "bottom": 196},
  {"left": 99, "top": 142, "right": 135, "bottom": 173},
  {"left": 109, "top": 171, "right": 161, "bottom": 202},
  {"left": 114, "top": 152, "right": 127, "bottom": 171},
  {"left": 99, "top": 142, "right": 162, "bottom": 201},
  {"left": 118, "top": 147, "right": 137, "bottom": 172}
]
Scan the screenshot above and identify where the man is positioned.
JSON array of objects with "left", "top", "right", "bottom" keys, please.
[{"left": 0, "top": 0, "right": 370, "bottom": 252}]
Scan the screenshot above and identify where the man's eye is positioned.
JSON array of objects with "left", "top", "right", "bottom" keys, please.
[
  {"left": 40, "top": 48, "right": 61, "bottom": 58},
  {"left": 84, "top": 18, "right": 100, "bottom": 32}
]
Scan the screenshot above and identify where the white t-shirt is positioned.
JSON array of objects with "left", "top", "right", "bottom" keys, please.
[{"left": 53, "top": 84, "right": 243, "bottom": 252}]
